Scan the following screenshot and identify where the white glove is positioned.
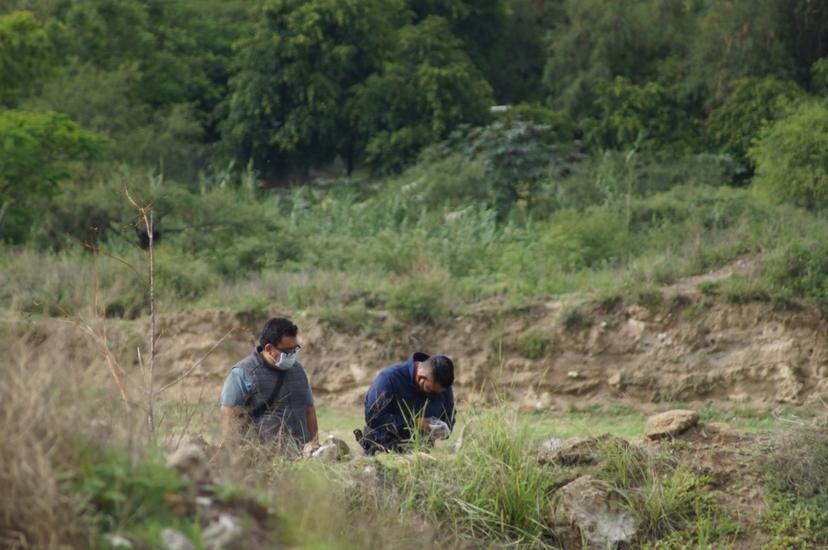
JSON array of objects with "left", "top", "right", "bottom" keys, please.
[{"left": 427, "top": 417, "right": 451, "bottom": 440}]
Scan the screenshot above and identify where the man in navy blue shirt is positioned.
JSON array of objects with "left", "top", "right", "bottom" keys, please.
[{"left": 355, "top": 352, "right": 455, "bottom": 455}]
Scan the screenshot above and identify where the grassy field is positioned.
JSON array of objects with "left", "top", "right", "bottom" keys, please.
[
  {"left": 153, "top": 400, "right": 822, "bottom": 451},
  {"left": 216, "top": 401, "right": 824, "bottom": 450}
]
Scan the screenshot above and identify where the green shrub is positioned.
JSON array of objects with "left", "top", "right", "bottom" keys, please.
[
  {"left": 0, "top": 109, "right": 108, "bottom": 243},
  {"left": 232, "top": 294, "right": 270, "bottom": 325},
  {"left": 707, "top": 77, "right": 803, "bottom": 167},
  {"left": 750, "top": 101, "right": 828, "bottom": 210},
  {"left": 535, "top": 147, "right": 739, "bottom": 217},
  {"left": 439, "top": 119, "right": 578, "bottom": 218},
  {"left": 763, "top": 429, "right": 828, "bottom": 499},
  {"left": 70, "top": 448, "right": 187, "bottom": 533},
  {"left": 155, "top": 248, "right": 217, "bottom": 301},
  {"left": 317, "top": 300, "right": 377, "bottom": 335},
  {"left": 560, "top": 304, "right": 593, "bottom": 332},
  {"left": 762, "top": 429, "right": 828, "bottom": 548},
  {"left": 390, "top": 409, "right": 555, "bottom": 544},
  {"left": 516, "top": 329, "right": 552, "bottom": 359},
  {"left": 541, "top": 208, "right": 634, "bottom": 271},
  {"left": 587, "top": 77, "right": 700, "bottom": 152},
  {"left": 208, "top": 236, "right": 271, "bottom": 277},
  {"left": 385, "top": 278, "right": 448, "bottom": 325},
  {"left": 763, "top": 493, "right": 828, "bottom": 549},
  {"left": 812, "top": 57, "right": 828, "bottom": 97},
  {"left": 762, "top": 240, "right": 828, "bottom": 300}
]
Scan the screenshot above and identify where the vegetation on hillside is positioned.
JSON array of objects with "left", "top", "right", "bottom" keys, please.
[
  {"left": 1, "top": 0, "right": 827, "bottom": 322},
  {"left": 3, "top": 2, "right": 828, "bottom": 547}
]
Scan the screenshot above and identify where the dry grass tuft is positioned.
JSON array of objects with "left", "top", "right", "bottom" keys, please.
[{"left": 0, "top": 327, "right": 146, "bottom": 547}]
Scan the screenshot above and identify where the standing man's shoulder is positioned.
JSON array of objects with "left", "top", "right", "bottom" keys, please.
[
  {"left": 230, "top": 350, "right": 261, "bottom": 373},
  {"left": 292, "top": 361, "right": 311, "bottom": 380}
]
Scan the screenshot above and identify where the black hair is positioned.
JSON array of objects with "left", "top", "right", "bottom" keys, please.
[
  {"left": 426, "top": 355, "right": 454, "bottom": 388},
  {"left": 259, "top": 317, "right": 298, "bottom": 347}
]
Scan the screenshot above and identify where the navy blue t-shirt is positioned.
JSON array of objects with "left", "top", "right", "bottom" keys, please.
[{"left": 364, "top": 352, "right": 455, "bottom": 438}]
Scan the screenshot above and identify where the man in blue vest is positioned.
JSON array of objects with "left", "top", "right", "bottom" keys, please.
[
  {"left": 355, "top": 352, "right": 455, "bottom": 455},
  {"left": 219, "top": 317, "right": 318, "bottom": 451}
]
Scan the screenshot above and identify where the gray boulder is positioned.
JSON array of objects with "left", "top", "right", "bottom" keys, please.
[{"left": 549, "top": 475, "right": 639, "bottom": 549}]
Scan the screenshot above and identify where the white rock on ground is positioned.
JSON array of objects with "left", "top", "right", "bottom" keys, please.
[
  {"left": 104, "top": 533, "right": 133, "bottom": 549},
  {"left": 160, "top": 528, "right": 196, "bottom": 550},
  {"left": 550, "top": 475, "right": 638, "bottom": 549},
  {"left": 202, "top": 514, "right": 243, "bottom": 550}
]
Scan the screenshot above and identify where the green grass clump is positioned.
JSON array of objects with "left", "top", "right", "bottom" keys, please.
[
  {"left": 68, "top": 446, "right": 201, "bottom": 546},
  {"left": 385, "top": 409, "right": 556, "bottom": 546},
  {"left": 385, "top": 278, "right": 449, "bottom": 325},
  {"left": 763, "top": 493, "right": 828, "bottom": 549},
  {"left": 516, "top": 328, "right": 553, "bottom": 359},
  {"left": 760, "top": 428, "right": 828, "bottom": 548}
]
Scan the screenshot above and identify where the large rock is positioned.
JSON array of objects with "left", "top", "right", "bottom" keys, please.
[
  {"left": 549, "top": 475, "right": 639, "bottom": 549},
  {"left": 539, "top": 434, "right": 633, "bottom": 466},
  {"left": 644, "top": 410, "right": 699, "bottom": 439}
]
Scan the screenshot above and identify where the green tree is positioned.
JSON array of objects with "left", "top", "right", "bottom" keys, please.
[
  {"left": 542, "top": 0, "right": 699, "bottom": 117},
  {"left": 486, "top": 0, "right": 564, "bottom": 103},
  {"left": 0, "top": 111, "right": 108, "bottom": 243},
  {"left": 812, "top": 58, "right": 828, "bottom": 97},
  {"left": 0, "top": 10, "right": 59, "bottom": 107},
  {"left": 405, "top": 0, "right": 508, "bottom": 76},
  {"left": 355, "top": 16, "right": 493, "bottom": 173},
  {"left": 224, "top": 0, "right": 400, "bottom": 178},
  {"left": 750, "top": 102, "right": 828, "bottom": 210},
  {"left": 687, "top": 0, "right": 828, "bottom": 105},
  {"left": 57, "top": 0, "right": 253, "bottom": 145},
  {"left": 587, "top": 77, "right": 700, "bottom": 152},
  {"left": 706, "top": 77, "right": 804, "bottom": 167}
]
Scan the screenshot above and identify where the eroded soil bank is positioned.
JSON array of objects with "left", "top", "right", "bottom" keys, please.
[{"left": 8, "top": 293, "right": 828, "bottom": 409}]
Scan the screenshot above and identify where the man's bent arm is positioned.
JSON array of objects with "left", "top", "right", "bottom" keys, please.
[
  {"left": 307, "top": 405, "right": 319, "bottom": 443},
  {"left": 220, "top": 405, "right": 245, "bottom": 446}
]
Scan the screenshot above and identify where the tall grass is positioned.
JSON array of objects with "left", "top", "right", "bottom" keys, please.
[
  {"left": 0, "top": 327, "right": 146, "bottom": 547},
  {"left": 6, "top": 154, "right": 828, "bottom": 324}
]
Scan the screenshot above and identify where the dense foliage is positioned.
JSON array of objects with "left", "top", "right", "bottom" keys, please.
[{"left": 1, "top": 0, "right": 828, "bottom": 315}]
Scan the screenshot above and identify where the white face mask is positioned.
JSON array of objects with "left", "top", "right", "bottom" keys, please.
[{"left": 274, "top": 351, "right": 298, "bottom": 371}]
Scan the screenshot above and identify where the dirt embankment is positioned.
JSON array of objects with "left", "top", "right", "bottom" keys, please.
[{"left": 8, "top": 290, "right": 828, "bottom": 409}]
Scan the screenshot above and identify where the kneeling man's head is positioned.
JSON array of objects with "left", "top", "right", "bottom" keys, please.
[{"left": 416, "top": 355, "right": 454, "bottom": 394}]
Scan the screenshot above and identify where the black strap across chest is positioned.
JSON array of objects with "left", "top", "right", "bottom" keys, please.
[{"left": 251, "top": 368, "right": 287, "bottom": 418}]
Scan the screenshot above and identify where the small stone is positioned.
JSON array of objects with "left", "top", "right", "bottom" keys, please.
[
  {"left": 644, "top": 410, "right": 699, "bottom": 439},
  {"left": 105, "top": 533, "right": 133, "bottom": 549},
  {"left": 202, "top": 514, "right": 243, "bottom": 550},
  {"left": 195, "top": 496, "right": 213, "bottom": 508},
  {"left": 166, "top": 443, "right": 210, "bottom": 483},
  {"left": 160, "top": 528, "right": 196, "bottom": 550},
  {"left": 567, "top": 371, "right": 580, "bottom": 379},
  {"left": 310, "top": 443, "right": 338, "bottom": 462},
  {"left": 307, "top": 436, "right": 350, "bottom": 461}
]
